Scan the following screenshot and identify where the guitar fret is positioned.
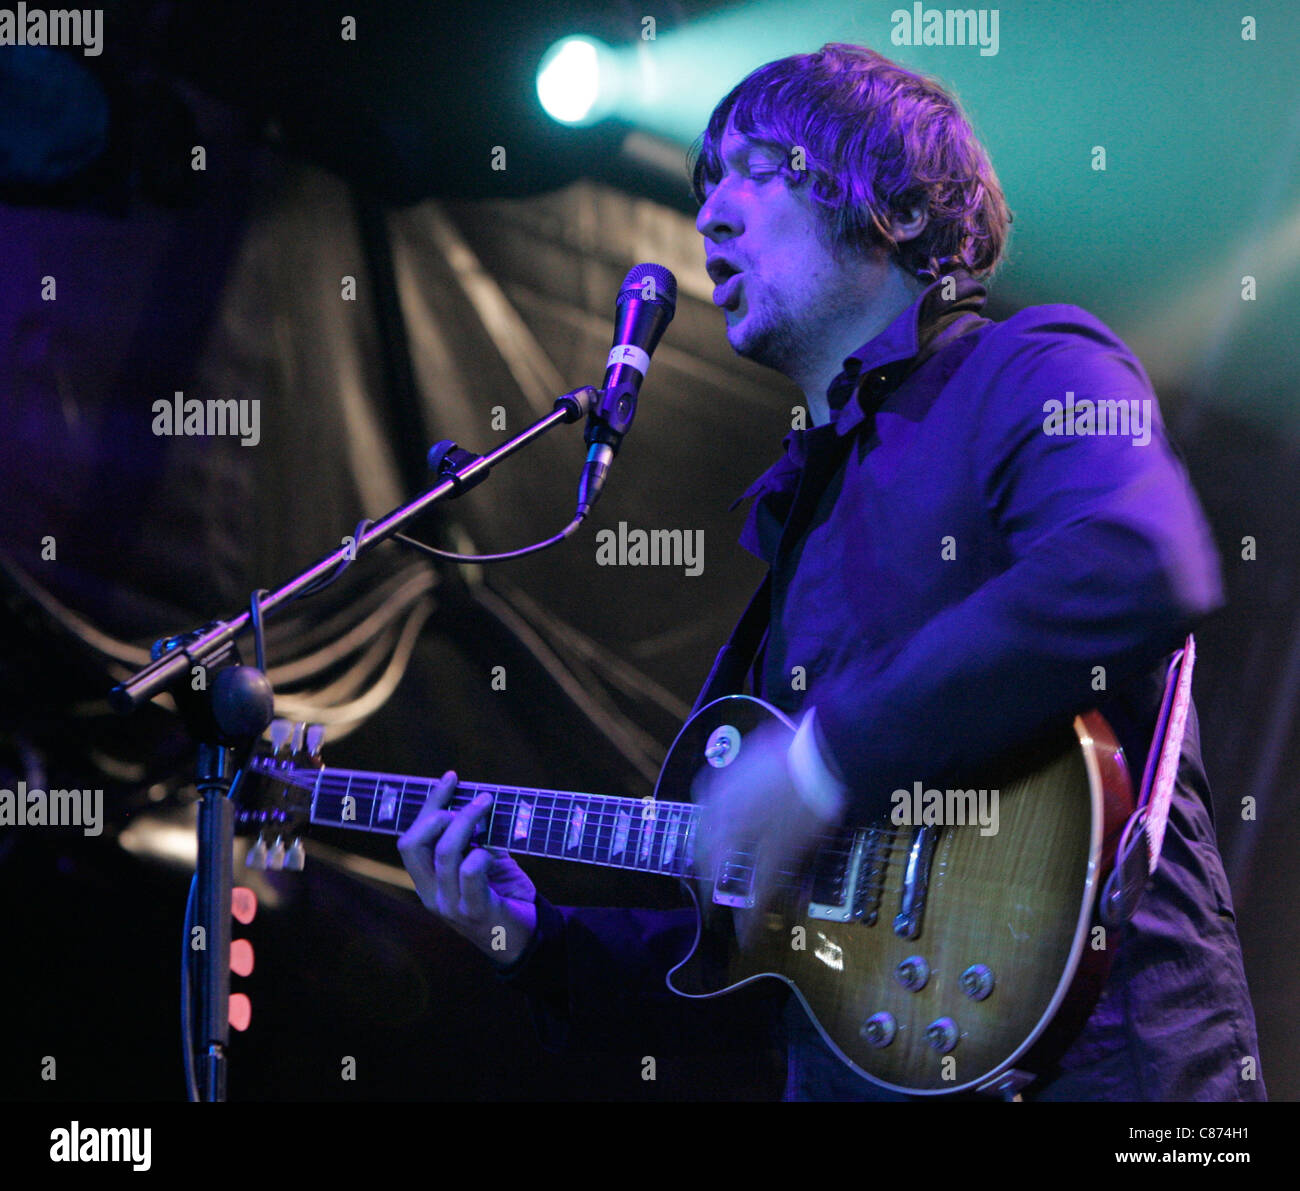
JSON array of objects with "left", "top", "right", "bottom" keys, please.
[
  {"left": 592, "top": 798, "right": 612, "bottom": 864},
  {"left": 677, "top": 809, "right": 696, "bottom": 876},
  {"left": 611, "top": 801, "right": 631, "bottom": 863},
  {"left": 530, "top": 788, "right": 549, "bottom": 856},
  {"left": 652, "top": 803, "right": 667, "bottom": 870},
  {"left": 510, "top": 789, "right": 534, "bottom": 848},
  {"left": 376, "top": 781, "right": 399, "bottom": 826},
  {"left": 656, "top": 805, "right": 674, "bottom": 874},
  {"left": 553, "top": 793, "right": 571, "bottom": 858},
  {"left": 539, "top": 792, "right": 559, "bottom": 858},
  {"left": 643, "top": 801, "right": 661, "bottom": 871},
  {"left": 484, "top": 785, "right": 506, "bottom": 849},
  {"left": 518, "top": 787, "right": 538, "bottom": 854},
  {"left": 637, "top": 800, "right": 654, "bottom": 867},
  {"left": 417, "top": 780, "right": 433, "bottom": 830},
  {"left": 295, "top": 766, "right": 698, "bottom": 877},
  {"left": 581, "top": 798, "right": 601, "bottom": 862},
  {"left": 566, "top": 799, "right": 586, "bottom": 854},
  {"left": 479, "top": 785, "right": 500, "bottom": 847},
  {"left": 663, "top": 810, "right": 680, "bottom": 872}
]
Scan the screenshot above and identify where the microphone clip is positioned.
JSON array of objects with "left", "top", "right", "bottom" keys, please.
[{"left": 584, "top": 381, "right": 638, "bottom": 449}]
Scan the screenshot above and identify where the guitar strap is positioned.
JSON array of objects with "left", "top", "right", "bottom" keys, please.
[
  {"left": 690, "top": 571, "right": 773, "bottom": 715},
  {"left": 1100, "top": 635, "right": 1196, "bottom": 925}
]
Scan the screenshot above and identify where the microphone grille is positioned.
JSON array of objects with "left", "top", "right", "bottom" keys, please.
[{"left": 617, "top": 263, "right": 677, "bottom": 313}]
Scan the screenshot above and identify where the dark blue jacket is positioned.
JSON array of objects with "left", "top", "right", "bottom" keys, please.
[{"left": 501, "top": 271, "right": 1266, "bottom": 1101}]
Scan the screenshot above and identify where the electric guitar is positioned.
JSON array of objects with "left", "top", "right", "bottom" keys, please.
[{"left": 242, "top": 695, "right": 1132, "bottom": 1096}]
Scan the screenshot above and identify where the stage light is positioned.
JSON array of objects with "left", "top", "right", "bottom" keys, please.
[{"left": 536, "top": 35, "right": 608, "bottom": 126}]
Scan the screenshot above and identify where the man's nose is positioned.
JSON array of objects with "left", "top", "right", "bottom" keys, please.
[{"left": 696, "top": 185, "right": 740, "bottom": 241}]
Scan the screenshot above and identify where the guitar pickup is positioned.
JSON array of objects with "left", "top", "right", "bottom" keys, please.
[
  {"left": 894, "top": 825, "right": 940, "bottom": 939},
  {"left": 712, "top": 855, "right": 755, "bottom": 908},
  {"left": 808, "top": 829, "right": 867, "bottom": 922}
]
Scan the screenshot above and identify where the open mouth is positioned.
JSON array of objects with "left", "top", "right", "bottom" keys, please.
[{"left": 710, "top": 266, "right": 743, "bottom": 311}]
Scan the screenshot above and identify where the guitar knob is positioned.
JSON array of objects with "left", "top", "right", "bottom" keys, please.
[
  {"left": 306, "top": 724, "right": 326, "bottom": 758},
  {"left": 859, "top": 1012, "right": 897, "bottom": 1048},
  {"left": 245, "top": 838, "right": 268, "bottom": 869},
  {"left": 925, "top": 1017, "right": 959, "bottom": 1053},
  {"left": 266, "top": 836, "right": 287, "bottom": 871},
  {"left": 291, "top": 722, "right": 306, "bottom": 754},
  {"left": 285, "top": 838, "right": 306, "bottom": 871},
  {"left": 960, "top": 964, "right": 995, "bottom": 1000},
  {"left": 704, "top": 725, "right": 742, "bottom": 768},
  {"left": 895, "top": 955, "right": 930, "bottom": 991}
]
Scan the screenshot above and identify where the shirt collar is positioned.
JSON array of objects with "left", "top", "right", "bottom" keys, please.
[
  {"left": 729, "top": 267, "right": 987, "bottom": 520},
  {"left": 827, "top": 267, "right": 987, "bottom": 436}
]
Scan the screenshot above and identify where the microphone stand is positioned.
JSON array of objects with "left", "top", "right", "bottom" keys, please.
[{"left": 110, "top": 384, "right": 596, "bottom": 1102}]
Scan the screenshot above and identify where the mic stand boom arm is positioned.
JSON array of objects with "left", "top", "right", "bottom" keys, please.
[
  {"left": 109, "top": 385, "right": 593, "bottom": 714},
  {"left": 109, "top": 383, "right": 594, "bottom": 1103}
]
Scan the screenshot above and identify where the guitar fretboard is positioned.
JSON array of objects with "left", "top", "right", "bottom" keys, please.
[{"left": 304, "top": 768, "right": 700, "bottom": 878}]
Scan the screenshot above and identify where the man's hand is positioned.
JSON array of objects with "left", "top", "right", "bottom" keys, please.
[
  {"left": 397, "top": 770, "right": 538, "bottom": 966},
  {"left": 692, "top": 719, "right": 842, "bottom": 947}
]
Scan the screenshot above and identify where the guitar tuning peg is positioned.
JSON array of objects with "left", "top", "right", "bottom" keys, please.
[
  {"left": 291, "top": 722, "right": 306, "bottom": 755},
  {"left": 269, "top": 720, "right": 293, "bottom": 756},
  {"left": 285, "top": 838, "right": 306, "bottom": 871},
  {"left": 245, "top": 838, "right": 268, "bottom": 869},
  {"left": 266, "top": 836, "right": 287, "bottom": 871},
  {"left": 306, "top": 724, "right": 326, "bottom": 758}
]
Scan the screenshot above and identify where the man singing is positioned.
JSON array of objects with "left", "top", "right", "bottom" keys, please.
[{"left": 398, "top": 44, "right": 1264, "bottom": 1102}]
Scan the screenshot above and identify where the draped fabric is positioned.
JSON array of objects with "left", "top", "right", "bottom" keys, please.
[{"left": 0, "top": 90, "right": 1295, "bottom": 1100}]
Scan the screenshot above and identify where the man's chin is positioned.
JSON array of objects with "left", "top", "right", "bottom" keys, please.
[
  {"left": 725, "top": 312, "right": 760, "bottom": 355},
  {"left": 727, "top": 318, "right": 786, "bottom": 371}
]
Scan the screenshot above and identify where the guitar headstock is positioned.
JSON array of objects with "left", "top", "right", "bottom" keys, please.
[{"left": 236, "top": 719, "right": 325, "bottom": 871}]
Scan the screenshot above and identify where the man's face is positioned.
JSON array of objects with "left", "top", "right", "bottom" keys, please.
[{"left": 696, "top": 121, "right": 885, "bottom": 378}]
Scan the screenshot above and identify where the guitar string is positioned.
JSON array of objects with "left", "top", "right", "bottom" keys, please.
[
  {"left": 260, "top": 770, "right": 921, "bottom": 894},
  {"left": 274, "top": 770, "right": 919, "bottom": 863},
  {"left": 256, "top": 819, "right": 913, "bottom": 890}
]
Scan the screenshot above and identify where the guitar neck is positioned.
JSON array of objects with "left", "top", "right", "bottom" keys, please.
[{"left": 308, "top": 767, "right": 701, "bottom": 879}]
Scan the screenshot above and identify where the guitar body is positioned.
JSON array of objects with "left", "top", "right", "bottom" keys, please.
[
  {"left": 659, "top": 696, "right": 1133, "bottom": 1096},
  {"left": 247, "top": 694, "right": 1132, "bottom": 1096}
]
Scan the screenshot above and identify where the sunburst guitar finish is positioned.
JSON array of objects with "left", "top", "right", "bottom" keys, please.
[{"left": 245, "top": 695, "right": 1132, "bottom": 1096}]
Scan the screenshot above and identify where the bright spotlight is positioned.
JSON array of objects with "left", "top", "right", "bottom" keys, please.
[{"left": 537, "top": 36, "right": 609, "bottom": 126}]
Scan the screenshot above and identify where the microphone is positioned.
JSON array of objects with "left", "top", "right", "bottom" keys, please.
[{"left": 577, "top": 263, "right": 677, "bottom": 515}]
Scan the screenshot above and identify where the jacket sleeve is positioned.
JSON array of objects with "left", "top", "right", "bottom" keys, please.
[{"left": 812, "top": 310, "right": 1224, "bottom": 815}]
